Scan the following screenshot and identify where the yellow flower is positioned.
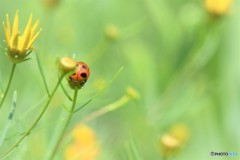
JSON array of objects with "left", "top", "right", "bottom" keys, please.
[
  {"left": 205, "top": 0, "right": 233, "bottom": 16},
  {"left": 160, "top": 134, "right": 181, "bottom": 156},
  {"left": 160, "top": 124, "right": 189, "bottom": 158},
  {"left": 2, "top": 10, "right": 41, "bottom": 63},
  {"left": 72, "top": 124, "right": 97, "bottom": 147},
  {"left": 64, "top": 124, "right": 99, "bottom": 160},
  {"left": 169, "top": 124, "right": 189, "bottom": 144}
]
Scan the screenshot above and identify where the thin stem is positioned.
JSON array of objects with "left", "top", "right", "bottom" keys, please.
[
  {"left": 0, "top": 74, "right": 3, "bottom": 94},
  {"left": 74, "top": 66, "right": 124, "bottom": 113},
  {"left": 74, "top": 99, "right": 91, "bottom": 113},
  {"left": 60, "top": 81, "right": 72, "bottom": 101},
  {"left": 81, "top": 94, "right": 130, "bottom": 123},
  {"left": 0, "top": 76, "right": 64, "bottom": 160},
  {"left": 35, "top": 52, "right": 50, "bottom": 97},
  {"left": 49, "top": 89, "right": 78, "bottom": 160},
  {"left": 0, "top": 63, "right": 16, "bottom": 110}
]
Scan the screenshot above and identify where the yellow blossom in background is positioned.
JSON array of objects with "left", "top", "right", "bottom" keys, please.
[
  {"left": 43, "top": 0, "right": 60, "bottom": 8},
  {"left": 169, "top": 123, "right": 189, "bottom": 143},
  {"left": 104, "top": 24, "right": 120, "bottom": 41},
  {"left": 64, "top": 124, "right": 99, "bottom": 160},
  {"left": 160, "top": 134, "right": 181, "bottom": 156},
  {"left": 160, "top": 124, "right": 189, "bottom": 158},
  {"left": 2, "top": 10, "right": 41, "bottom": 63},
  {"left": 126, "top": 86, "right": 140, "bottom": 100},
  {"left": 205, "top": 0, "right": 234, "bottom": 16},
  {"left": 93, "top": 79, "right": 106, "bottom": 91},
  {"left": 72, "top": 124, "right": 96, "bottom": 147}
]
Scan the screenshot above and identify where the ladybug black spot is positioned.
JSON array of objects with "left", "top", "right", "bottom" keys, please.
[
  {"left": 82, "top": 65, "right": 87, "bottom": 69},
  {"left": 80, "top": 73, "right": 87, "bottom": 78}
]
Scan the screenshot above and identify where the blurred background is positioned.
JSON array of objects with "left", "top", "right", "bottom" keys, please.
[{"left": 0, "top": 0, "right": 240, "bottom": 159}]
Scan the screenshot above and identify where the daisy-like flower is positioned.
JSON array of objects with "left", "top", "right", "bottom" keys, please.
[{"left": 2, "top": 10, "right": 41, "bottom": 63}]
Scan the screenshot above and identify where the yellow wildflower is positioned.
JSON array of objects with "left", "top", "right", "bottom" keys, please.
[
  {"left": 2, "top": 10, "right": 41, "bottom": 63},
  {"left": 205, "top": 0, "right": 233, "bottom": 16},
  {"left": 160, "top": 124, "right": 189, "bottom": 158},
  {"left": 64, "top": 124, "right": 99, "bottom": 160},
  {"left": 160, "top": 134, "right": 181, "bottom": 156},
  {"left": 72, "top": 124, "right": 96, "bottom": 147}
]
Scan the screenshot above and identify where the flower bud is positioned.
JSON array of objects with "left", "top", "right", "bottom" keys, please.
[
  {"left": 160, "top": 124, "right": 189, "bottom": 157},
  {"left": 58, "top": 57, "right": 76, "bottom": 75},
  {"left": 161, "top": 134, "right": 181, "bottom": 156},
  {"left": 126, "top": 87, "right": 140, "bottom": 100}
]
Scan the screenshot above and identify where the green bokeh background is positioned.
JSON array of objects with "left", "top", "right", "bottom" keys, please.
[{"left": 0, "top": 0, "right": 240, "bottom": 160}]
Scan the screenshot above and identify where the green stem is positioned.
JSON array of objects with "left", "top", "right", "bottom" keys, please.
[
  {"left": 74, "top": 66, "right": 124, "bottom": 114},
  {"left": 49, "top": 89, "right": 78, "bottom": 160},
  {"left": 60, "top": 81, "right": 72, "bottom": 101},
  {"left": 35, "top": 52, "right": 50, "bottom": 97},
  {"left": 0, "top": 76, "right": 63, "bottom": 160},
  {"left": 81, "top": 94, "right": 130, "bottom": 123},
  {"left": 0, "top": 63, "right": 16, "bottom": 110}
]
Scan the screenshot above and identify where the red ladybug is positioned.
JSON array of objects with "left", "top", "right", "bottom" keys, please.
[{"left": 67, "top": 62, "right": 90, "bottom": 89}]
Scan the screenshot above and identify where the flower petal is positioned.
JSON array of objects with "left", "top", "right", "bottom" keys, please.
[
  {"left": 6, "top": 14, "right": 11, "bottom": 38},
  {"left": 2, "top": 22, "right": 10, "bottom": 45},
  {"left": 22, "top": 14, "right": 32, "bottom": 42},
  {"left": 12, "top": 33, "right": 19, "bottom": 49},
  {"left": 27, "top": 28, "right": 42, "bottom": 49},
  {"left": 22, "top": 28, "right": 31, "bottom": 50},
  {"left": 31, "top": 20, "right": 39, "bottom": 39},
  {"left": 12, "top": 10, "right": 19, "bottom": 38}
]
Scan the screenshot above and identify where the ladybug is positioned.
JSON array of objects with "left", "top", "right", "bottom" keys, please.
[{"left": 67, "top": 62, "right": 90, "bottom": 89}]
